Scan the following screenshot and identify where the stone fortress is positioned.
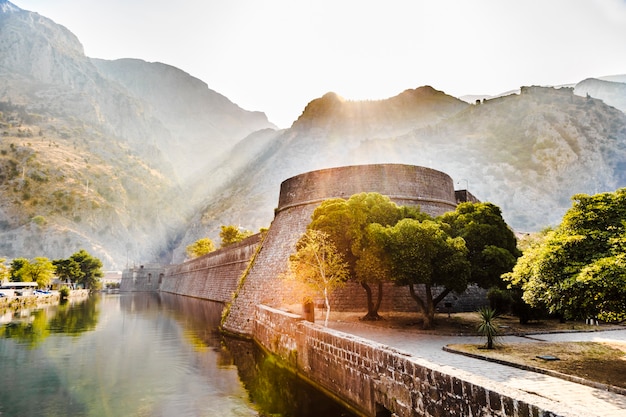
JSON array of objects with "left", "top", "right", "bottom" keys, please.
[
  {"left": 121, "top": 164, "right": 573, "bottom": 417},
  {"left": 122, "top": 163, "right": 482, "bottom": 336}
]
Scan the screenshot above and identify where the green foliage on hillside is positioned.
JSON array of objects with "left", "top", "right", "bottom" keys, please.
[
  {"left": 0, "top": 106, "right": 168, "bottom": 224},
  {"left": 0, "top": 101, "right": 185, "bottom": 266}
]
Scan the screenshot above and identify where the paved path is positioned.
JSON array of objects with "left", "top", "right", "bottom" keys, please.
[{"left": 328, "top": 321, "right": 626, "bottom": 417}]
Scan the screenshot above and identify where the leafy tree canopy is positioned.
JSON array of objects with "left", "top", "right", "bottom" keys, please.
[
  {"left": 308, "top": 192, "right": 417, "bottom": 320},
  {"left": 53, "top": 258, "right": 83, "bottom": 284},
  {"left": 220, "top": 225, "right": 253, "bottom": 248},
  {"left": 11, "top": 257, "right": 56, "bottom": 288},
  {"left": 504, "top": 189, "right": 626, "bottom": 321},
  {"left": 439, "top": 202, "right": 521, "bottom": 289},
  {"left": 69, "top": 249, "right": 103, "bottom": 289},
  {"left": 371, "top": 218, "right": 470, "bottom": 329},
  {"left": 9, "top": 257, "right": 29, "bottom": 282},
  {"left": 0, "top": 258, "right": 8, "bottom": 282},
  {"left": 186, "top": 237, "right": 216, "bottom": 259}
]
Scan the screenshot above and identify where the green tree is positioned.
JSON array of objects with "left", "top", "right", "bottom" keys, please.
[
  {"left": 309, "top": 193, "right": 417, "bottom": 320},
  {"left": 21, "top": 257, "right": 56, "bottom": 288},
  {"left": 371, "top": 218, "right": 470, "bottom": 329},
  {"left": 439, "top": 202, "right": 521, "bottom": 289},
  {"left": 287, "top": 229, "right": 350, "bottom": 326},
  {"left": 53, "top": 258, "right": 83, "bottom": 285},
  {"left": 9, "top": 257, "right": 29, "bottom": 282},
  {"left": 69, "top": 249, "right": 103, "bottom": 290},
  {"left": 0, "top": 258, "right": 8, "bottom": 283},
  {"left": 186, "top": 237, "right": 216, "bottom": 259},
  {"left": 220, "top": 225, "right": 253, "bottom": 248},
  {"left": 504, "top": 189, "right": 626, "bottom": 322}
]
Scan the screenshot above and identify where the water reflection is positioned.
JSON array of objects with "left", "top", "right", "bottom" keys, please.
[
  {"left": 1, "top": 297, "right": 98, "bottom": 348},
  {"left": 0, "top": 293, "right": 356, "bottom": 417}
]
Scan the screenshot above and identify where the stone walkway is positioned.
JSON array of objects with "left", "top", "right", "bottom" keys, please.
[{"left": 328, "top": 321, "right": 626, "bottom": 417}]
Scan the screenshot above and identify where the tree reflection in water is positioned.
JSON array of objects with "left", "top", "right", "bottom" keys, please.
[{"left": 1, "top": 296, "right": 99, "bottom": 347}]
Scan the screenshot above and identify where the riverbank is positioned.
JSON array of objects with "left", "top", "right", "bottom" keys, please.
[{"left": 0, "top": 289, "right": 91, "bottom": 311}]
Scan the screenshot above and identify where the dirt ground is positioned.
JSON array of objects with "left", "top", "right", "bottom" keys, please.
[{"left": 326, "top": 310, "right": 620, "bottom": 335}]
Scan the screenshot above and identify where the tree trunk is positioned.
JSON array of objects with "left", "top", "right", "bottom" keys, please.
[
  {"left": 361, "top": 282, "right": 383, "bottom": 321},
  {"left": 324, "top": 287, "right": 331, "bottom": 327},
  {"left": 408, "top": 284, "right": 439, "bottom": 329},
  {"left": 423, "top": 285, "right": 435, "bottom": 330}
]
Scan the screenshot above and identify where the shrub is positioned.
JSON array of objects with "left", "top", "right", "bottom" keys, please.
[
  {"left": 59, "top": 286, "right": 70, "bottom": 300},
  {"left": 477, "top": 306, "right": 500, "bottom": 349}
]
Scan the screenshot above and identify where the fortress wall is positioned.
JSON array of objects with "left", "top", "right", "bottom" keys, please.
[
  {"left": 120, "top": 264, "right": 163, "bottom": 292},
  {"left": 222, "top": 164, "right": 461, "bottom": 336},
  {"left": 329, "top": 282, "right": 488, "bottom": 313},
  {"left": 277, "top": 164, "right": 457, "bottom": 214},
  {"left": 254, "top": 304, "right": 568, "bottom": 417},
  {"left": 159, "top": 234, "right": 261, "bottom": 303}
]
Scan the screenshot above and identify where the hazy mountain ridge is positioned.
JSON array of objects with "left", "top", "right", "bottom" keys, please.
[
  {"left": 574, "top": 78, "right": 626, "bottom": 113},
  {"left": 0, "top": 2, "right": 274, "bottom": 267},
  {"left": 92, "top": 58, "right": 275, "bottom": 180},
  {"left": 292, "top": 87, "right": 468, "bottom": 134}
]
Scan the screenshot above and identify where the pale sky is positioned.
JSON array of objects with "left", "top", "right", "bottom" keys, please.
[{"left": 14, "top": 0, "right": 626, "bottom": 127}]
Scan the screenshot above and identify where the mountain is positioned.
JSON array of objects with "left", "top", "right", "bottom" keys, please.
[
  {"left": 292, "top": 87, "right": 467, "bottom": 133},
  {"left": 91, "top": 58, "right": 275, "bottom": 181},
  {"left": 2, "top": 1, "right": 626, "bottom": 268},
  {"left": 175, "top": 85, "right": 626, "bottom": 260},
  {"left": 574, "top": 78, "right": 626, "bottom": 114},
  {"left": 0, "top": 1, "right": 274, "bottom": 268}
]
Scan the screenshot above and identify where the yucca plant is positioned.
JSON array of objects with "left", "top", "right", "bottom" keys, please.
[{"left": 477, "top": 306, "right": 500, "bottom": 349}]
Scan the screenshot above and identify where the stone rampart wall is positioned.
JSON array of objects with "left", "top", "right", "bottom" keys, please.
[
  {"left": 159, "top": 234, "right": 261, "bottom": 303},
  {"left": 254, "top": 305, "right": 568, "bottom": 417}
]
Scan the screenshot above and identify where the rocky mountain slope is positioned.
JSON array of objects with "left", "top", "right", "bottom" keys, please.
[{"left": 0, "top": 1, "right": 274, "bottom": 268}]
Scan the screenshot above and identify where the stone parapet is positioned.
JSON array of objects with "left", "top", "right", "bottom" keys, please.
[{"left": 254, "top": 304, "right": 570, "bottom": 417}]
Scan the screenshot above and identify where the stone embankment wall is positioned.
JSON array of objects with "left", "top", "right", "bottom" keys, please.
[
  {"left": 255, "top": 305, "right": 568, "bottom": 417},
  {"left": 222, "top": 164, "right": 464, "bottom": 336},
  {"left": 160, "top": 235, "right": 261, "bottom": 302}
]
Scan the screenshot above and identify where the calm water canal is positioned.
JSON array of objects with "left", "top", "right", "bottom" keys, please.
[{"left": 0, "top": 293, "right": 357, "bottom": 417}]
